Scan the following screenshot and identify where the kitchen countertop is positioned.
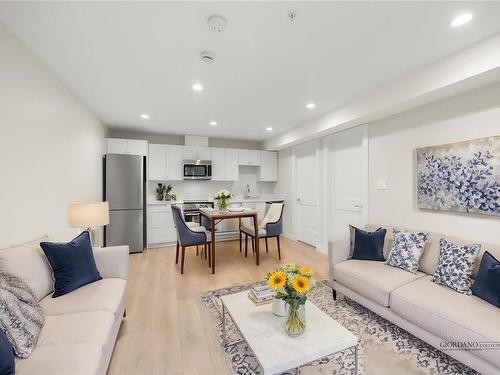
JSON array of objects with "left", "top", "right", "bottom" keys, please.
[{"left": 148, "top": 197, "right": 285, "bottom": 205}]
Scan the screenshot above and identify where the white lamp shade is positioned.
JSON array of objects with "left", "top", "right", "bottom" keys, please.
[{"left": 68, "top": 202, "right": 109, "bottom": 228}]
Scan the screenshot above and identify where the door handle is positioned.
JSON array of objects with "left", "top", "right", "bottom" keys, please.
[
  {"left": 297, "top": 198, "right": 301, "bottom": 202},
  {"left": 354, "top": 204, "right": 362, "bottom": 208}
]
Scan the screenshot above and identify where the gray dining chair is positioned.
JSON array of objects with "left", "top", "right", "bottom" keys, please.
[
  {"left": 171, "top": 205, "right": 211, "bottom": 274},
  {"left": 239, "top": 203, "right": 284, "bottom": 260}
]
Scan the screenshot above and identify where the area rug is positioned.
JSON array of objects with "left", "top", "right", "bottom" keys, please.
[{"left": 200, "top": 280, "right": 477, "bottom": 375}]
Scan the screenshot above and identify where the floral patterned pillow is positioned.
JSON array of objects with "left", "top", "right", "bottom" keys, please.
[
  {"left": 432, "top": 239, "right": 480, "bottom": 294},
  {"left": 386, "top": 229, "right": 429, "bottom": 274}
]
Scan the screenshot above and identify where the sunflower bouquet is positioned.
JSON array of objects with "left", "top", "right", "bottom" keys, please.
[{"left": 266, "top": 263, "right": 314, "bottom": 336}]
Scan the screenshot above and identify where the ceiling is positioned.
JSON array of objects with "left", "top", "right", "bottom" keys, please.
[{"left": 1, "top": 2, "right": 500, "bottom": 141}]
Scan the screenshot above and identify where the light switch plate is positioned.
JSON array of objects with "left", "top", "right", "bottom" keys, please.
[{"left": 376, "top": 178, "right": 388, "bottom": 190}]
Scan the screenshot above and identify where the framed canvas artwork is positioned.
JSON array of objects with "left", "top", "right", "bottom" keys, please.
[{"left": 416, "top": 135, "right": 500, "bottom": 216}]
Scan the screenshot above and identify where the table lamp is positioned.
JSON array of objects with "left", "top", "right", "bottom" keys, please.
[{"left": 68, "top": 202, "right": 109, "bottom": 244}]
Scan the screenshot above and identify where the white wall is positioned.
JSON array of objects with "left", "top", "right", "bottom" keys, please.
[
  {"left": 0, "top": 22, "right": 105, "bottom": 247},
  {"left": 369, "top": 81, "right": 500, "bottom": 243},
  {"left": 276, "top": 148, "right": 294, "bottom": 238}
]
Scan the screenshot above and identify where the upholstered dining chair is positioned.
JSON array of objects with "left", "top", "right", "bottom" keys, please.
[
  {"left": 171, "top": 205, "right": 211, "bottom": 274},
  {"left": 239, "top": 203, "right": 284, "bottom": 260}
]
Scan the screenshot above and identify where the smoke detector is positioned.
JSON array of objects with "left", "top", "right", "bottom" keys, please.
[
  {"left": 200, "top": 51, "right": 216, "bottom": 63},
  {"left": 207, "top": 15, "right": 227, "bottom": 33}
]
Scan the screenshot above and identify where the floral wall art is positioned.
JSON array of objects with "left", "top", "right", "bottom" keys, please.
[{"left": 416, "top": 135, "right": 500, "bottom": 216}]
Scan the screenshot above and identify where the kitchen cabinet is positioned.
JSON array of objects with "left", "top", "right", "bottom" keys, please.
[
  {"left": 147, "top": 204, "right": 177, "bottom": 245},
  {"left": 212, "top": 148, "right": 239, "bottom": 181},
  {"left": 148, "top": 144, "right": 167, "bottom": 180},
  {"left": 148, "top": 144, "right": 183, "bottom": 181},
  {"left": 259, "top": 151, "right": 278, "bottom": 181},
  {"left": 106, "top": 138, "right": 147, "bottom": 156},
  {"left": 211, "top": 148, "right": 225, "bottom": 181},
  {"left": 183, "top": 146, "right": 211, "bottom": 161},
  {"left": 224, "top": 149, "right": 239, "bottom": 180},
  {"left": 238, "top": 149, "right": 261, "bottom": 166},
  {"left": 166, "top": 145, "right": 183, "bottom": 180}
]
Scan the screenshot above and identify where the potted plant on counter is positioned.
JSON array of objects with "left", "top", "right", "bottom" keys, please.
[{"left": 214, "top": 189, "right": 232, "bottom": 212}]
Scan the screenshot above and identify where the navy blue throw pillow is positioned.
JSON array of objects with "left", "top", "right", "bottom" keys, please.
[
  {"left": 351, "top": 226, "right": 386, "bottom": 261},
  {"left": 40, "top": 231, "right": 102, "bottom": 298},
  {"left": 471, "top": 251, "right": 500, "bottom": 308},
  {"left": 0, "top": 329, "right": 15, "bottom": 375}
]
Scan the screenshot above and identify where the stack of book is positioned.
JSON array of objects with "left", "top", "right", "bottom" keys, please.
[{"left": 248, "top": 285, "right": 275, "bottom": 305}]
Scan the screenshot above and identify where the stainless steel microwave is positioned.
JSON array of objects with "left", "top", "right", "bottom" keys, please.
[{"left": 183, "top": 160, "right": 212, "bottom": 180}]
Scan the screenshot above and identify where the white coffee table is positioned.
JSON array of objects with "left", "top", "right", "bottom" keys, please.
[{"left": 220, "top": 291, "right": 358, "bottom": 375}]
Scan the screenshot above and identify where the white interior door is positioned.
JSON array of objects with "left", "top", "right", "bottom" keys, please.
[
  {"left": 328, "top": 127, "right": 367, "bottom": 241},
  {"left": 295, "top": 141, "right": 318, "bottom": 247}
]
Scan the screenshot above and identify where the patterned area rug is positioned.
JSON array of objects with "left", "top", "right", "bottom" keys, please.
[{"left": 200, "top": 280, "right": 477, "bottom": 375}]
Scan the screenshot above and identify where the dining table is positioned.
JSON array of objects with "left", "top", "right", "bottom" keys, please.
[{"left": 199, "top": 208, "right": 259, "bottom": 274}]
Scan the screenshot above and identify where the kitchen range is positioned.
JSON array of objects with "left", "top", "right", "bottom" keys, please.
[{"left": 182, "top": 200, "right": 214, "bottom": 225}]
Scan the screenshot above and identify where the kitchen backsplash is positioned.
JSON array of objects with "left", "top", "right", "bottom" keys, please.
[{"left": 148, "top": 165, "right": 277, "bottom": 201}]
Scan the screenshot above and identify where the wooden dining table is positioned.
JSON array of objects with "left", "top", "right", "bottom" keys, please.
[{"left": 199, "top": 208, "right": 259, "bottom": 274}]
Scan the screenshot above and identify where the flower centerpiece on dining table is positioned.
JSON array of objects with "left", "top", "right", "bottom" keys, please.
[
  {"left": 266, "top": 263, "right": 314, "bottom": 336},
  {"left": 214, "top": 189, "right": 232, "bottom": 212}
]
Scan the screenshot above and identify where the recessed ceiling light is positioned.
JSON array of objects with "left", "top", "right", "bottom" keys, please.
[
  {"left": 306, "top": 103, "right": 316, "bottom": 109},
  {"left": 192, "top": 83, "right": 203, "bottom": 91},
  {"left": 266, "top": 126, "right": 273, "bottom": 132},
  {"left": 209, "top": 121, "right": 218, "bottom": 126},
  {"left": 451, "top": 13, "right": 473, "bottom": 27},
  {"left": 140, "top": 114, "right": 150, "bottom": 119}
]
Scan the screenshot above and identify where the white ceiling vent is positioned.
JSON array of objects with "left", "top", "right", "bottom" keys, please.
[
  {"left": 200, "top": 51, "right": 216, "bottom": 63},
  {"left": 207, "top": 15, "right": 227, "bottom": 33}
]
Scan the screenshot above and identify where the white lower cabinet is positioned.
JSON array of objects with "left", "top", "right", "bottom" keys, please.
[{"left": 147, "top": 205, "right": 177, "bottom": 246}]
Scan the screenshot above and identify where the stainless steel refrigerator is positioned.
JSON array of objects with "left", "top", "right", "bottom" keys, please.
[{"left": 104, "top": 154, "right": 145, "bottom": 253}]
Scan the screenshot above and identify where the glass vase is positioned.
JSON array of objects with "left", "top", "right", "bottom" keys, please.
[
  {"left": 285, "top": 300, "right": 306, "bottom": 337},
  {"left": 218, "top": 199, "right": 228, "bottom": 212}
]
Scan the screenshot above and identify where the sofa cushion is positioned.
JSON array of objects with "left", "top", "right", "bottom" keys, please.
[
  {"left": 0, "top": 236, "right": 53, "bottom": 301},
  {"left": 471, "top": 251, "right": 500, "bottom": 307},
  {"left": 391, "top": 275, "right": 500, "bottom": 368},
  {"left": 0, "top": 328, "right": 15, "bottom": 375},
  {"left": 433, "top": 239, "right": 480, "bottom": 295},
  {"left": 40, "top": 232, "right": 102, "bottom": 298},
  {"left": 386, "top": 228, "right": 428, "bottom": 274},
  {"left": 351, "top": 227, "right": 386, "bottom": 261},
  {"left": 37, "top": 311, "right": 114, "bottom": 348},
  {"left": 15, "top": 342, "right": 102, "bottom": 375},
  {"left": 333, "top": 260, "right": 426, "bottom": 306},
  {"left": 40, "top": 278, "right": 126, "bottom": 316}
]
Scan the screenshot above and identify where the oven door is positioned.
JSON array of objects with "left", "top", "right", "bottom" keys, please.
[{"left": 183, "top": 162, "right": 211, "bottom": 180}]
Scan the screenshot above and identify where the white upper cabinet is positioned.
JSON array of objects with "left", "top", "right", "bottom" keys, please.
[
  {"left": 259, "top": 151, "right": 278, "bottom": 181},
  {"left": 211, "top": 148, "right": 225, "bottom": 181},
  {"left": 148, "top": 144, "right": 183, "bottom": 180},
  {"left": 197, "top": 147, "right": 211, "bottom": 160},
  {"left": 183, "top": 146, "right": 211, "bottom": 161},
  {"left": 148, "top": 144, "right": 167, "bottom": 180},
  {"left": 238, "top": 149, "right": 261, "bottom": 166},
  {"left": 106, "top": 138, "right": 147, "bottom": 156},
  {"left": 146, "top": 145, "right": 276, "bottom": 182},
  {"left": 166, "top": 145, "right": 184, "bottom": 180},
  {"left": 224, "top": 149, "right": 239, "bottom": 181}
]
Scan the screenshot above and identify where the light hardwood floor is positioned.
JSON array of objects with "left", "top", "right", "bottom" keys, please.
[{"left": 108, "top": 237, "right": 329, "bottom": 375}]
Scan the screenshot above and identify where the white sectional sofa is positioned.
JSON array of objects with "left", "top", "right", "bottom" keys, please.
[
  {"left": 0, "top": 237, "right": 128, "bottom": 375},
  {"left": 329, "top": 224, "right": 500, "bottom": 375}
]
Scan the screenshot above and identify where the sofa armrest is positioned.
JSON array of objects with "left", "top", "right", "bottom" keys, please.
[
  {"left": 92, "top": 245, "right": 129, "bottom": 280},
  {"left": 328, "top": 236, "right": 350, "bottom": 286}
]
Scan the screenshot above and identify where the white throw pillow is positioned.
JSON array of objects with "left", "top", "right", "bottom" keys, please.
[
  {"left": 0, "top": 236, "right": 54, "bottom": 301},
  {"left": 386, "top": 228, "right": 429, "bottom": 274}
]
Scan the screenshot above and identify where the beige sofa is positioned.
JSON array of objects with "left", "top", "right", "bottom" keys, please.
[
  {"left": 329, "top": 224, "right": 500, "bottom": 375},
  {"left": 0, "top": 237, "right": 128, "bottom": 375}
]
